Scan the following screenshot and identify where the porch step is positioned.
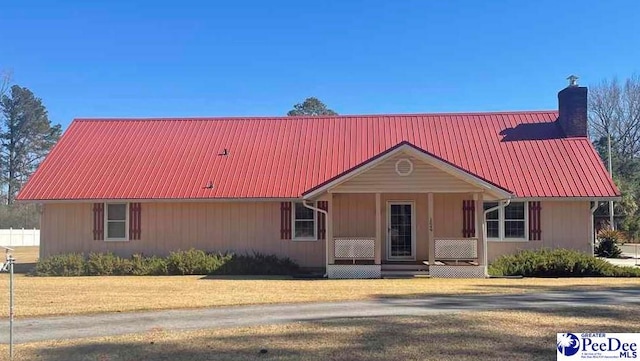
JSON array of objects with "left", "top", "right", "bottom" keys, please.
[
  {"left": 381, "top": 263, "right": 429, "bottom": 272},
  {"left": 381, "top": 270, "right": 430, "bottom": 278}
]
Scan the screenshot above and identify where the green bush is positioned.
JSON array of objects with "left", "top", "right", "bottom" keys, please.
[
  {"left": 129, "top": 254, "right": 168, "bottom": 276},
  {"left": 595, "top": 229, "right": 625, "bottom": 258},
  {"left": 167, "top": 249, "right": 223, "bottom": 275},
  {"left": 32, "top": 253, "right": 85, "bottom": 276},
  {"left": 489, "top": 248, "right": 640, "bottom": 277},
  {"left": 32, "top": 249, "right": 299, "bottom": 276},
  {"left": 213, "top": 252, "right": 299, "bottom": 275},
  {"left": 86, "top": 252, "right": 120, "bottom": 275}
]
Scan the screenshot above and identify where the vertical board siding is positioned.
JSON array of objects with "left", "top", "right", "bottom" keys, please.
[
  {"left": 433, "top": 193, "right": 467, "bottom": 238},
  {"left": 332, "top": 194, "right": 376, "bottom": 238},
  {"left": 332, "top": 153, "right": 481, "bottom": 193},
  {"left": 487, "top": 201, "right": 591, "bottom": 262},
  {"left": 41, "top": 202, "right": 325, "bottom": 268}
]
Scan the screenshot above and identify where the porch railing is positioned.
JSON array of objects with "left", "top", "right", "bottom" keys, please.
[
  {"left": 334, "top": 237, "right": 375, "bottom": 262},
  {"left": 435, "top": 238, "right": 478, "bottom": 260}
]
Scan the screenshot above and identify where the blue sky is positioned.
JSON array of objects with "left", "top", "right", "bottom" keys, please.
[{"left": 1, "top": 0, "right": 639, "bottom": 129}]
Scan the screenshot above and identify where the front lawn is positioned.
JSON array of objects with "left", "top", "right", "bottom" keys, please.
[
  {"left": 2, "top": 305, "right": 637, "bottom": 360},
  {"left": 0, "top": 274, "right": 638, "bottom": 318}
]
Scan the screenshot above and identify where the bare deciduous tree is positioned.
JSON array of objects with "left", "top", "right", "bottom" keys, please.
[
  {"left": 589, "top": 74, "right": 640, "bottom": 239},
  {"left": 589, "top": 74, "right": 640, "bottom": 160},
  {"left": 0, "top": 69, "right": 12, "bottom": 98}
]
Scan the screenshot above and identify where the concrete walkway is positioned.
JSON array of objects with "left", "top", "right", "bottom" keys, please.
[
  {"left": 603, "top": 245, "right": 640, "bottom": 267},
  {"left": 2, "top": 288, "right": 640, "bottom": 344}
]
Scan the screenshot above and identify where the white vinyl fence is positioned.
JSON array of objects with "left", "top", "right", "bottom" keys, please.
[{"left": 0, "top": 228, "right": 40, "bottom": 247}]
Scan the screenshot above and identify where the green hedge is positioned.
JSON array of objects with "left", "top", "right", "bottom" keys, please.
[
  {"left": 489, "top": 248, "right": 640, "bottom": 277},
  {"left": 32, "top": 249, "right": 299, "bottom": 276}
]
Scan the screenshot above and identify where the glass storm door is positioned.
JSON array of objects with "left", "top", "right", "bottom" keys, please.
[{"left": 387, "top": 202, "right": 415, "bottom": 260}]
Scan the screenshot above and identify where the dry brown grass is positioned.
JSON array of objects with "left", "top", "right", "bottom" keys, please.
[
  {"left": 8, "top": 246, "right": 39, "bottom": 264},
  {"left": 0, "top": 274, "right": 638, "bottom": 318},
  {"left": 1, "top": 305, "right": 637, "bottom": 361}
]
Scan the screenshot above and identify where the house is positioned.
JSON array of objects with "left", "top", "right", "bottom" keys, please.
[{"left": 17, "top": 81, "right": 619, "bottom": 278}]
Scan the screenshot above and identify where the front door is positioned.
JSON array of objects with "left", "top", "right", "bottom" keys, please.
[{"left": 387, "top": 202, "right": 415, "bottom": 260}]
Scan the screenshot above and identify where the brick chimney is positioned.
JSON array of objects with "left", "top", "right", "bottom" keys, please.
[{"left": 557, "top": 75, "right": 588, "bottom": 137}]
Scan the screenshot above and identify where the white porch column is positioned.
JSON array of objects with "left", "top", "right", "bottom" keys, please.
[
  {"left": 327, "top": 193, "right": 334, "bottom": 265},
  {"left": 474, "top": 192, "right": 486, "bottom": 268},
  {"left": 428, "top": 192, "right": 434, "bottom": 266},
  {"left": 375, "top": 193, "right": 381, "bottom": 265}
]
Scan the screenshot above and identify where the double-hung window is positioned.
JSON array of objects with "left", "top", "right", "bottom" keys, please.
[
  {"left": 292, "top": 202, "right": 316, "bottom": 240},
  {"left": 106, "top": 203, "right": 128, "bottom": 240},
  {"left": 484, "top": 201, "right": 527, "bottom": 241}
]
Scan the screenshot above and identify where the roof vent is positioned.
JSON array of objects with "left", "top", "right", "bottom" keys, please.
[
  {"left": 395, "top": 158, "right": 414, "bottom": 176},
  {"left": 218, "top": 148, "right": 229, "bottom": 156}
]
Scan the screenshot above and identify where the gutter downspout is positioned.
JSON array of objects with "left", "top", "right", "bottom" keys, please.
[
  {"left": 483, "top": 199, "right": 511, "bottom": 277},
  {"left": 590, "top": 201, "right": 600, "bottom": 256},
  {"left": 303, "top": 200, "right": 329, "bottom": 277}
]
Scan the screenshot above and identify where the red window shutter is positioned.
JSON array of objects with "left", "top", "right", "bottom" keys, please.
[
  {"left": 529, "top": 201, "right": 541, "bottom": 240},
  {"left": 317, "top": 201, "right": 328, "bottom": 240},
  {"left": 129, "top": 203, "right": 142, "bottom": 240},
  {"left": 462, "top": 200, "right": 476, "bottom": 238},
  {"left": 281, "top": 202, "right": 292, "bottom": 239},
  {"left": 93, "top": 203, "right": 104, "bottom": 241}
]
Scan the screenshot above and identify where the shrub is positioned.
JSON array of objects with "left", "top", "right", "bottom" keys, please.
[
  {"left": 86, "top": 252, "right": 120, "bottom": 275},
  {"left": 167, "top": 249, "right": 221, "bottom": 275},
  {"left": 32, "top": 253, "right": 85, "bottom": 276},
  {"left": 213, "top": 252, "right": 299, "bottom": 275},
  {"left": 129, "top": 254, "right": 168, "bottom": 276},
  {"left": 32, "top": 249, "right": 300, "bottom": 276},
  {"left": 489, "top": 248, "right": 640, "bottom": 277},
  {"left": 595, "top": 229, "right": 625, "bottom": 258}
]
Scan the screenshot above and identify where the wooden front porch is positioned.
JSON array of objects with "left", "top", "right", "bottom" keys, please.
[{"left": 324, "top": 192, "right": 488, "bottom": 278}]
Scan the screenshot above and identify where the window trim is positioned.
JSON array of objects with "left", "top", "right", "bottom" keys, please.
[
  {"left": 291, "top": 201, "right": 317, "bottom": 241},
  {"left": 104, "top": 203, "right": 129, "bottom": 242},
  {"left": 485, "top": 201, "right": 529, "bottom": 242}
]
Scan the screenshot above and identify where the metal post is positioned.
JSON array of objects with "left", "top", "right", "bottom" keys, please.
[
  {"left": 607, "top": 132, "right": 615, "bottom": 230},
  {"left": 9, "top": 253, "right": 13, "bottom": 361},
  {"left": 1, "top": 246, "right": 14, "bottom": 361}
]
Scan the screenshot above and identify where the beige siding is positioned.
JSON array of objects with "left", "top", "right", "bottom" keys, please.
[
  {"left": 41, "top": 202, "right": 325, "bottom": 268},
  {"left": 40, "top": 199, "right": 593, "bottom": 269},
  {"left": 332, "top": 194, "right": 376, "bottom": 238},
  {"left": 332, "top": 152, "right": 481, "bottom": 193},
  {"left": 432, "top": 193, "right": 468, "bottom": 238},
  {"left": 487, "top": 201, "right": 592, "bottom": 262}
]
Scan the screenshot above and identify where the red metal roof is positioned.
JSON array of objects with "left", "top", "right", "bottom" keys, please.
[{"left": 17, "top": 111, "right": 620, "bottom": 201}]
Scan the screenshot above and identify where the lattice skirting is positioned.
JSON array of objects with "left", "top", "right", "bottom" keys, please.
[
  {"left": 430, "top": 265, "right": 485, "bottom": 278},
  {"left": 327, "top": 264, "right": 381, "bottom": 279}
]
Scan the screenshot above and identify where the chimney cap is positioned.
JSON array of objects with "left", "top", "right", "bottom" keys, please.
[{"left": 567, "top": 75, "right": 579, "bottom": 87}]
